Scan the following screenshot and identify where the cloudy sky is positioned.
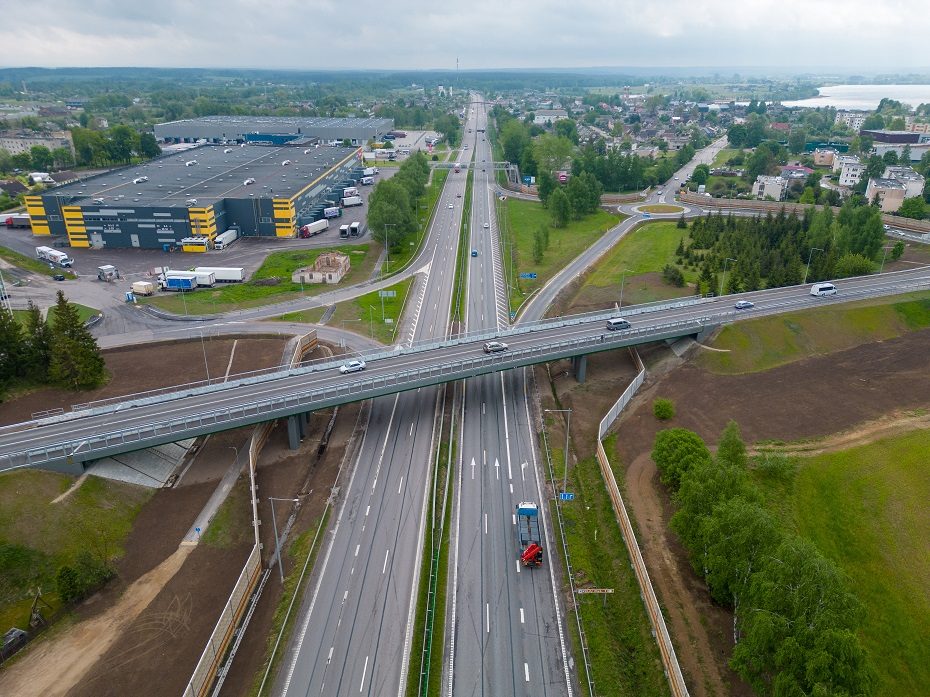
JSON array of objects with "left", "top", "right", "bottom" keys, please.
[{"left": 4, "top": 0, "right": 929, "bottom": 71}]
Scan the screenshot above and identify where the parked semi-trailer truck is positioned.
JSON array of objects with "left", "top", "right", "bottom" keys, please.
[
  {"left": 36, "top": 245, "right": 73, "bottom": 267},
  {"left": 342, "top": 186, "right": 358, "bottom": 198},
  {"left": 213, "top": 228, "right": 239, "bottom": 250},
  {"left": 299, "top": 219, "right": 329, "bottom": 238},
  {"left": 192, "top": 267, "right": 245, "bottom": 283},
  {"left": 362, "top": 167, "right": 379, "bottom": 177},
  {"left": 515, "top": 502, "right": 544, "bottom": 567},
  {"left": 5, "top": 213, "right": 31, "bottom": 228},
  {"left": 341, "top": 196, "right": 362, "bottom": 207},
  {"left": 323, "top": 206, "right": 342, "bottom": 219},
  {"left": 159, "top": 273, "right": 197, "bottom": 291}
]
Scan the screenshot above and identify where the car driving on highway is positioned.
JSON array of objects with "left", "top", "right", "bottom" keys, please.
[
  {"left": 483, "top": 341, "right": 508, "bottom": 353},
  {"left": 339, "top": 359, "right": 366, "bottom": 374},
  {"left": 734, "top": 300, "right": 755, "bottom": 310}
]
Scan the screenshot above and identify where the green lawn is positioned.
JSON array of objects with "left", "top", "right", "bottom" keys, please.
[
  {"left": 698, "top": 291, "right": 930, "bottom": 374},
  {"left": 277, "top": 277, "right": 413, "bottom": 345},
  {"left": 144, "top": 245, "right": 377, "bottom": 315},
  {"left": 500, "top": 197, "right": 623, "bottom": 312},
  {"left": 380, "top": 169, "right": 449, "bottom": 277},
  {"left": 0, "top": 471, "right": 151, "bottom": 630},
  {"left": 13, "top": 303, "right": 99, "bottom": 327},
  {"left": 753, "top": 430, "right": 930, "bottom": 697},
  {"left": 705, "top": 175, "right": 749, "bottom": 197},
  {"left": 553, "top": 436, "right": 670, "bottom": 697},
  {"left": 709, "top": 148, "right": 746, "bottom": 168}
]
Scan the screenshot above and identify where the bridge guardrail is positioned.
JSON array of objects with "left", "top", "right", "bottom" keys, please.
[{"left": 4, "top": 276, "right": 930, "bottom": 469}]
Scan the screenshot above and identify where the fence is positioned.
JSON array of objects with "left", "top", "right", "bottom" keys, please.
[
  {"left": 182, "top": 331, "right": 316, "bottom": 697},
  {"left": 594, "top": 348, "right": 690, "bottom": 697},
  {"left": 680, "top": 192, "right": 930, "bottom": 234}
]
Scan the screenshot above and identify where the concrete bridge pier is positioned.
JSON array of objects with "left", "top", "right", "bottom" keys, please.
[
  {"left": 287, "top": 415, "right": 301, "bottom": 451},
  {"left": 45, "top": 456, "right": 88, "bottom": 476},
  {"left": 571, "top": 354, "right": 587, "bottom": 383}
]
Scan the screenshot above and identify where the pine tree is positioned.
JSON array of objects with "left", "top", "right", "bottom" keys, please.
[
  {"left": 48, "top": 291, "right": 106, "bottom": 390},
  {"left": 23, "top": 301, "right": 52, "bottom": 382},
  {"left": 0, "top": 306, "right": 24, "bottom": 390}
]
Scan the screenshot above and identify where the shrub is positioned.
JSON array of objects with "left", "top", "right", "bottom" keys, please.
[{"left": 653, "top": 398, "right": 675, "bottom": 420}]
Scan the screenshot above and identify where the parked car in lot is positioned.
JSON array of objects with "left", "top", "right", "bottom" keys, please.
[
  {"left": 339, "top": 359, "right": 366, "bottom": 374},
  {"left": 734, "top": 300, "right": 755, "bottom": 310},
  {"left": 484, "top": 341, "right": 508, "bottom": 354}
]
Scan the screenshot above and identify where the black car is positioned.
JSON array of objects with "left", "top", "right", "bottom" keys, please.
[{"left": 53, "top": 274, "right": 65, "bottom": 281}]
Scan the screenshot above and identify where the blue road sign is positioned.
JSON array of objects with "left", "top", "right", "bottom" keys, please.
[
  {"left": 519, "top": 272, "right": 537, "bottom": 279},
  {"left": 559, "top": 492, "right": 575, "bottom": 501},
  {"left": 510, "top": 311, "right": 517, "bottom": 320}
]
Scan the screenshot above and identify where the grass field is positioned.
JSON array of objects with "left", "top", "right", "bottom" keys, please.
[
  {"left": 705, "top": 175, "right": 749, "bottom": 196},
  {"left": 697, "top": 290, "right": 930, "bottom": 374},
  {"left": 551, "top": 436, "right": 670, "bottom": 697},
  {"left": 0, "top": 471, "right": 151, "bottom": 630},
  {"left": 753, "top": 430, "right": 930, "bottom": 697},
  {"left": 709, "top": 148, "right": 745, "bottom": 169},
  {"left": 12, "top": 303, "right": 99, "bottom": 327},
  {"left": 145, "top": 245, "right": 377, "bottom": 315},
  {"left": 277, "top": 277, "right": 414, "bottom": 344},
  {"left": 500, "top": 197, "right": 622, "bottom": 312}
]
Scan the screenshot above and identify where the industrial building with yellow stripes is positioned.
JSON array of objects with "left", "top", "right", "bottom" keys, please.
[{"left": 29, "top": 141, "right": 366, "bottom": 250}]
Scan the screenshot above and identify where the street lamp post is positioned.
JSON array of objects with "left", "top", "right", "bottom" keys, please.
[
  {"left": 719, "top": 257, "right": 737, "bottom": 297},
  {"left": 268, "top": 496, "right": 300, "bottom": 585},
  {"left": 199, "top": 330, "right": 210, "bottom": 382},
  {"left": 803, "top": 247, "right": 824, "bottom": 285},
  {"left": 619, "top": 268, "right": 634, "bottom": 309},
  {"left": 368, "top": 305, "right": 376, "bottom": 338},
  {"left": 880, "top": 245, "right": 894, "bottom": 273},
  {"left": 382, "top": 223, "right": 395, "bottom": 278},
  {"left": 544, "top": 408, "right": 572, "bottom": 499},
  {"left": 340, "top": 318, "right": 362, "bottom": 348}
]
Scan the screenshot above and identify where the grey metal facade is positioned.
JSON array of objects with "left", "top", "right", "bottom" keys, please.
[{"left": 154, "top": 116, "right": 394, "bottom": 146}]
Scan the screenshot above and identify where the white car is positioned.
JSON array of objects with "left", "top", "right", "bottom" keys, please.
[
  {"left": 483, "top": 222, "right": 490, "bottom": 229},
  {"left": 132, "top": 176, "right": 148, "bottom": 184},
  {"left": 483, "top": 341, "right": 508, "bottom": 354},
  {"left": 339, "top": 359, "right": 366, "bottom": 374},
  {"left": 448, "top": 203, "right": 454, "bottom": 209},
  {"left": 243, "top": 178, "right": 256, "bottom": 185}
]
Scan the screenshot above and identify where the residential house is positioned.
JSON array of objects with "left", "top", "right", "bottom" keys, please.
[
  {"left": 835, "top": 156, "right": 866, "bottom": 187},
  {"left": 752, "top": 175, "right": 788, "bottom": 201},
  {"left": 882, "top": 166, "right": 926, "bottom": 199},
  {"left": 780, "top": 165, "right": 814, "bottom": 180},
  {"left": 865, "top": 178, "right": 907, "bottom": 213},
  {"left": 813, "top": 148, "right": 837, "bottom": 167},
  {"left": 0, "top": 180, "right": 28, "bottom": 198}
]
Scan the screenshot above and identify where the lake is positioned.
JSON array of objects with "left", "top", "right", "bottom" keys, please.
[{"left": 782, "top": 84, "right": 930, "bottom": 110}]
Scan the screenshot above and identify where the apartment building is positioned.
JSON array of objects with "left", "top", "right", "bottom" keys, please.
[
  {"left": 0, "top": 131, "right": 74, "bottom": 156},
  {"left": 883, "top": 165, "right": 926, "bottom": 199},
  {"left": 835, "top": 155, "right": 866, "bottom": 187},
  {"left": 835, "top": 111, "right": 867, "bottom": 130},
  {"left": 865, "top": 178, "right": 907, "bottom": 212},
  {"left": 751, "top": 175, "right": 788, "bottom": 201}
]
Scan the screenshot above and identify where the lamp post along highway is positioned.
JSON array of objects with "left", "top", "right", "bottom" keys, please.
[
  {"left": 803, "top": 247, "right": 823, "bottom": 285},
  {"left": 268, "top": 497, "right": 299, "bottom": 585},
  {"left": 880, "top": 245, "right": 894, "bottom": 273},
  {"left": 720, "top": 257, "right": 737, "bottom": 297},
  {"left": 382, "top": 223, "right": 395, "bottom": 278},
  {"left": 619, "top": 268, "right": 634, "bottom": 309}
]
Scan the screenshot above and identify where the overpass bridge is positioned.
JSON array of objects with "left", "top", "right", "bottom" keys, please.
[{"left": 1, "top": 268, "right": 928, "bottom": 473}]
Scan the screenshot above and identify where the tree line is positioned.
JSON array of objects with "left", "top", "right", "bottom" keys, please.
[
  {"left": 652, "top": 422, "right": 875, "bottom": 696},
  {"left": 0, "top": 291, "right": 106, "bottom": 397},
  {"left": 366, "top": 152, "right": 431, "bottom": 251},
  {"left": 678, "top": 202, "right": 896, "bottom": 295}
]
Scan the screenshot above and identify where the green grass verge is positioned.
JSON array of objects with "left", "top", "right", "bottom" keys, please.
[
  {"left": 0, "top": 471, "right": 151, "bottom": 631},
  {"left": 451, "top": 169, "right": 474, "bottom": 325},
  {"left": 246, "top": 510, "right": 330, "bottom": 697},
  {"left": 13, "top": 304, "right": 99, "bottom": 327},
  {"left": 552, "top": 435, "right": 670, "bottom": 697},
  {"left": 697, "top": 290, "right": 930, "bottom": 374},
  {"left": 752, "top": 431, "right": 930, "bottom": 697},
  {"left": 709, "top": 148, "right": 746, "bottom": 168},
  {"left": 639, "top": 204, "right": 684, "bottom": 214},
  {"left": 501, "top": 198, "right": 623, "bottom": 312},
  {"left": 277, "top": 277, "right": 414, "bottom": 344},
  {"left": 199, "top": 478, "right": 252, "bottom": 548},
  {"left": 0, "top": 246, "right": 77, "bottom": 279},
  {"left": 144, "top": 245, "right": 377, "bottom": 315}
]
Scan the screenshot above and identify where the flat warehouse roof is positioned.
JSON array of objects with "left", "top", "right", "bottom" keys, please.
[
  {"left": 48, "top": 144, "right": 359, "bottom": 207},
  {"left": 155, "top": 115, "right": 391, "bottom": 133}
]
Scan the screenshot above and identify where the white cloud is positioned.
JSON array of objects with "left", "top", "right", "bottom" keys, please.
[{"left": 2, "top": 0, "right": 928, "bottom": 70}]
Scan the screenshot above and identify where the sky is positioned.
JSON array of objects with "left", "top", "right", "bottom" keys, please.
[{"left": 4, "top": 0, "right": 930, "bottom": 72}]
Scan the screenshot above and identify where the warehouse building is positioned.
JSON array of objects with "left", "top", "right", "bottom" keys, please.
[
  {"left": 154, "top": 115, "right": 393, "bottom": 147},
  {"left": 26, "top": 142, "right": 364, "bottom": 250}
]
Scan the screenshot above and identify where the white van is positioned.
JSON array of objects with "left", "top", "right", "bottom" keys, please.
[
  {"left": 810, "top": 282, "right": 837, "bottom": 297},
  {"left": 606, "top": 317, "right": 632, "bottom": 331}
]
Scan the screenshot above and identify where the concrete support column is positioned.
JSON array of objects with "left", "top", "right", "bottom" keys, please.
[
  {"left": 575, "top": 354, "right": 587, "bottom": 383},
  {"left": 297, "top": 411, "right": 307, "bottom": 438},
  {"left": 287, "top": 415, "right": 300, "bottom": 451}
]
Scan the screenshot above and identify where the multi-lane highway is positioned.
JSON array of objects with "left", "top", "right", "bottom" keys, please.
[
  {"left": 446, "top": 99, "right": 571, "bottom": 696},
  {"left": 272, "top": 102, "right": 478, "bottom": 697}
]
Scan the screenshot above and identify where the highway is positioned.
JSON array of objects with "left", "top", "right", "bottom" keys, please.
[
  {"left": 271, "top": 103, "right": 477, "bottom": 697},
  {"left": 446, "top": 100, "right": 571, "bottom": 696}
]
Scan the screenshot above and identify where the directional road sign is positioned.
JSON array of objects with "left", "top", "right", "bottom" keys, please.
[
  {"left": 559, "top": 492, "right": 575, "bottom": 501},
  {"left": 519, "top": 272, "right": 537, "bottom": 279}
]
